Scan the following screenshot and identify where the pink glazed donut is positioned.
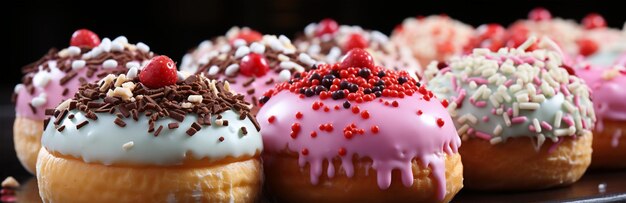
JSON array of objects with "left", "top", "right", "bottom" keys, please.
[{"left": 257, "top": 48, "right": 462, "bottom": 203}]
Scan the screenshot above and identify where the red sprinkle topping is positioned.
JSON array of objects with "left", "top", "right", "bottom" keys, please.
[
  {"left": 361, "top": 110, "right": 370, "bottom": 119},
  {"left": 577, "top": 38, "right": 598, "bottom": 57},
  {"left": 291, "top": 123, "right": 301, "bottom": 138},
  {"left": 70, "top": 29, "right": 101, "bottom": 48},
  {"left": 344, "top": 33, "right": 369, "bottom": 51},
  {"left": 436, "top": 118, "right": 445, "bottom": 127},
  {"left": 417, "top": 110, "right": 423, "bottom": 115},
  {"left": 338, "top": 147, "right": 347, "bottom": 156},
  {"left": 268, "top": 116, "right": 276, "bottom": 123},
  {"left": 371, "top": 125, "right": 379, "bottom": 133},
  {"left": 312, "top": 101, "right": 321, "bottom": 110},
  {"left": 295, "top": 112, "right": 303, "bottom": 119},
  {"left": 441, "top": 99, "right": 449, "bottom": 108},
  {"left": 351, "top": 106, "right": 360, "bottom": 114},
  {"left": 301, "top": 148, "right": 309, "bottom": 155},
  {"left": 392, "top": 101, "right": 399, "bottom": 107},
  {"left": 310, "top": 131, "right": 317, "bottom": 138}
]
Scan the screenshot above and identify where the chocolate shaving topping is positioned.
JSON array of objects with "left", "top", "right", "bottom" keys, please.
[
  {"left": 45, "top": 109, "right": 55, "bottom": 116},
  {"left": 76, "top": 120, "right": 89, "bottom": 129},
  {"left": 240, "top": 127, "right": 248, "bottom": 135},
  {"left": 47, "top": 74, "right": 256, "bottom": 136},
  {"left": 219, "top": 136, "right": 225, "bottom": 142},
  {"left": 57, "top": 125, "right": 65, "bottom": 132}
]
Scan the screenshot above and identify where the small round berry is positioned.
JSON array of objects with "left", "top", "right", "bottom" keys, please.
[
  {"left": 582, "top": 13, "right": 607, "bottom": 29},
  {"left": 231, "top": 29, "right": 263, "bottom": 44},
  {"left": 315, "top": 18, "right": 339, "bottom": 37},
  {"left": 577, "top": 38, "right": 598, "bottom": 56},
  {"left": 239, "top": 53, "right": 270, "bottom": 77},
  {"left": 340, "top": 48, "right": 374, "bottom": 69},
  {"left": 139, "top": 56, "right": 178, "bottom": 89},
  {"left": 528, "top": 7, "right": 552, "bottom": 21},
  {"left": 343, "top": 33, "right": 368, "bottom": 51},
  {"left": 70, "top": 29, "right": 101, "bottom": 48}
]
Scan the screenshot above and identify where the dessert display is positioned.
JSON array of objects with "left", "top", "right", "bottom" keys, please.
[
  {"left": 12, "top": 29, "right": 155, "bottom": 174},
  {"left": 181, "top": 34, "right": 318, "bottom": 110},
  {"left": 575, "top": 53, "right": 626, "bottom": 169},
  {"left": 36, "top": 56, "right": 263, "bottom": 202},
  {"left": 257, "top": 49, "right": 463, "bottom": 203},
  {"left": 391, "top": 15, "right": 475, "bottom": 67},
  {"left": 295, "top": 19, "right": 422, "bottom": 78},
  {"left": 426, "top": 37, "right": 595, "bottom": 190}
]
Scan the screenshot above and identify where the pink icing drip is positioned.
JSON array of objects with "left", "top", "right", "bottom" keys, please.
[
  {"left": 258, "top": 92, "right": 461, "bottom": 201},
  {"left": 216, "top": 72, "right": 280, "bottom": 105}
]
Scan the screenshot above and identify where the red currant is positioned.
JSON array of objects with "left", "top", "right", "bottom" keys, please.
[
  {"left": 70, "top": 29, "right": 100, "bottom": 48},
  {"left": 139, "top": 55, "right": 178, "bottom": 88}
]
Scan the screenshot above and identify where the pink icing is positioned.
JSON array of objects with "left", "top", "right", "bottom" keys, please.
[
  {"left": 15, "top": 64, "right": 93, "bottom": 120},
  {"left": 257, "top": 92, "right": 461, "bottom": 200},
  {"left": 220, "top": 72, "right": 279, "bottom": 105},
  {"left": 575, "top": 55, "right": 626, "bottom": 123}
]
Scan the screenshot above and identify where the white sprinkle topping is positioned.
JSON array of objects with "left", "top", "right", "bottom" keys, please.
[
  {"left": 177, "top": 71, "right": 188, "bottom": 81},
  {"left": 493, "top": 125, "right": 503, "bottom": 136},
  {"left": 232, "top": 39, "right": 247, "bottom": 47},
  {"left": 113, "top": 36, "right": 128, "bottom": 45},
  {"left": 279, "top": 35, "right": 292, "bottom": 45},
  {"left": 110, "top": 87, "right": 133, "bottom": 101},
  {"left": 278, "top": 69, "right": 291, "bottom": 82},
  {"left": 234, "top": 46, "right": 250, "bottom": 58},
  {"left": 208, "top": 65, "right": 220, "bottom": 75},
  {"left": 102, "top": 59, "right": 118, "bottom": 69},
  {"left": 326, "top": 47, "right": 342, "bottom": 63},
  {"left": 122, "top": 141, "right": 134, "bottom": 151},
  {"left": 181, "top": 102, "right": 193, "bottom": 109},
  {"left": 67, "top": 46, "right": 81, "bottom": 56},
  {"left": 280, "top": 61, "right": 305, "bottom": 72},
  {"left": 111, "top": 42, "right": 124, "bottom": 52},
  {"left": 72, "top": 60, "right": 86, "bottom": 70},
  {"left": 188, "top": 95, "right": 203, "bottom": 103},
  {"left": 1, "top": 177, "right": 19, "bottom": 188},
  {"left": 298, "top": 53, "right": 316, "bottom": 67},
  {"left": 14, "top": 84, "right": 24, "bottom": 94},
  {"left": 503, "top": 113, "right": 511, "bottom": 127},
  {"left": 457, "top": 124, "right": 470, "bottom": 135},
  {"left": 224, "top": 64, "right": 240, "bottom": 76},
  {"left": 563, "top": 101, "right": 577, "bottom": 113},
  {"left": 31, "top": 94, "right": 47, "bottom": 107},
  {"left": 489, "top": 137, "right": 503, "bottom": 145},
  {"left": 219, "top": 45, "right": 232, "bottom": 53},
  {"left": 32, "top": 71, "right": 51, "bottom": 88},
  {"left": 100, "top": 38, "right": 112, "bottom": 52},
  {"left": 215, "top": 119, "right": 224, "bottom": 126},
  {"left": 277, "top": 54, "right": 290, "bottom": 62},
  {"left": 554, "top": 111, "right": 563, "bottom": 128},
  {"left": 519, "top": 102, "right": 540, "bottom": 110},
  {"left": 126, "top": 61, "right": 140, "bottom": 69},
  {"left": 250, "top": 42, "right": 265, "bottom": 54},
  {"left": 533, "top": 118, "right": 542, "bottom": 133},
  {"left": 136, "top": 42, "right": 150, "bottom": 53}
]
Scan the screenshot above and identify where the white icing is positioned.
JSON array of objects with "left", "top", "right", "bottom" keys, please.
[{"left": 42, "top": 110, "right": 263, "bottom": 165}]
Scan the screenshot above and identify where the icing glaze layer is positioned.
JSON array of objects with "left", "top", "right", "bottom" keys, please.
[
  {"left": 42, "top": 109, "right": 262, "bottom": 166},
  {"left": 427, "top": 45, "right": 595, "bottom": 148}
]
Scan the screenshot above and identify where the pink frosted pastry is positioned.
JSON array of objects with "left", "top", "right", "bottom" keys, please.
[
  {"left": 257, "top": 49, "right": 462, "bottom": 203},
  {"left": 575, "top": 53, "right": 626, "bottom": 168},
  {"left": 577, "top": 13, "right": 626, "bottom": 67},
  {"left": 508, "top": 8, "right": 583, "bottom": 54},
  {"left": 295, "top": 19, "right": 421, "bottom": 78},
  {"left": 12, "top": 29, "right": 154, "bottom": 174},
  {"left": 391, "top": 15, "right": 474, "bottom": 67},
  {"left": 180, "top": 34, "right": 317, "bottom": 111}
]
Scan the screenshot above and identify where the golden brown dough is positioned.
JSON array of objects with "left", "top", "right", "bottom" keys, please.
[
  {"left": 13, "top": 117, "right": 43, "bottom": 174},
  {"left": 591, "top": 119, "right": 626, "bottom": 169}
]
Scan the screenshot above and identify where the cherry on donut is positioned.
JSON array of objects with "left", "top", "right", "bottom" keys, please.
[
  {"left": 528, "top": 7, "right": 552, "bottom": 22},
  {"left": 315, "top": 18, "right": 339, "bottom": 37},
  {"left": 240, "top": 53, "right": 270, "bottom": 77},
  {"left": 139, "top": 56, "right": 178, "bottom": 88},
  {"left": 343, "top": 33, "right": 368, "bottom": 51},
  {"left": 70, "top": 29, "right": 101, "bottom": 48},
  {"left": 582, "top": 13, "right": 607, "bottom": 29},
  {"left": 340, "top": 48, "right": 374, "bottom": 69}
]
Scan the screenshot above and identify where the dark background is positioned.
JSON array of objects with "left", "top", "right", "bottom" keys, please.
[{"left": 2, "top": 0, "right": 626, "bottom": 178}]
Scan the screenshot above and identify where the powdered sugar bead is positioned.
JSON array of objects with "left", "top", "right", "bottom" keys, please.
[
  {"left": 103, "top": 59, "right": 118, "bottom": 69},
  {"left": 177, "top": 71, "right": 189, "bottom": 81},
  {"left": 198, "top": 40, "right": 212, "bottom": 50},
  {"left": 208, "top": 66, "right": 220, "bottom": 76},
  {"left": 113, "top": 36, "right": 128, "bottom": 45},
  {"left": 32, "top": 71, "right": 51, "bottom": 88},
  {"left": 326, "top": 47, "right": 342, "bottom": 63},
  {"left": 67, "top": 46, "right": 81, "bottom": 56},
  {"left": 307, "top": 44, "right": 321, "bottom": 55},
  {"left": 126, "top": 61, "right": 140, "bottom": 69},
  {"left": 235, "top": 46, "right": 251, "bottom": 58},
  {"left": 250, "top": 42, "right": 265, "bottom": 54},
  {"left": 126, "top": 66, "right": 139, "bottom": 80},
  {"left": 370, "top": 31, "right": 389, "bottom": 44},
  {"left": 298, "top": 53, "right": 316, "bottom": 67},
  {"left": 233, "top": 39, "right": 247, "bottom": 47},
  {"left": 219, "top": 44, "right": 232, "bottom": 53},
  {"left": 136, "top": 42, "right": 150, "bottom": 53},
  {"left": 279, "top": 35, "right": 292, "bottom": 45},
  {"left": 278, "top": 69, "right": 291, "bottom": 82},
  {"left": 100, "top": 38, "right": 112, "bottom": 52},
  {"left": 304, "top": 23, "right": 316, "bottom": 37},
  {"left": 111, "top": 42, "right": 124, "bottom": 52},
  {"left": 225, "top": 64, "right": 240, "bottom": 76},
  {"left": 72, "top": 60, "right": 86, "bottom": 70},
  {"left": 14, "top": 84, "right": 24, "bottom": 94},
  {"left": 30, "top": 93, "right": 47, "bottom": 107}
]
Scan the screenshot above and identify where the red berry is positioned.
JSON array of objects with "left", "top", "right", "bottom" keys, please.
[
  {"left": 139, "top": 56, "right": 178, "bottom": 89},
  {"left": 231, "top": 29, "right": 263, "bottom": 44},
  {"left": 315, "top": 18, "right": 339, "bottom": 37},
  {"left": 239, "top": 53, "right": 270, "bottom": 77},
  {"left": 577, "top": 38, "right": 599, "bottom": 56},
  {"left": 528, "top": 7, "right": 552, "bottom": 21},
  {"left": 340, "top": 48, "right": 374, "bottom": 69},
  {"left": 582, "top": 13, "right": 606, "bottom": 29},
  {"left": 70, "top": 29, "right": 100, "bottom": 48},
  {"left": 344, "top": 33, "right": 368, "bottom": 51},
  {"left": 338, "top": 147, "right": 347, "bottom": 156},
  {"left": 268, "top": 116, "right": 276, "bottom": 123},
  {"left": 436, "top": 118, "right": 445, "bottom": 127}
]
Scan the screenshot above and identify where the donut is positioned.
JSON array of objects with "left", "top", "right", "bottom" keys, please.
[
  {"left": 578, "top": 13, "right": 626, "bottom": 66},
  {"left": 12, "top": 29, "right": 154, "bottom": 174},
  {"left": 295, "top": 19, "right": 421, "bottom": 79},
  {"left": 427, "top": 37, "right": 595, "bottom": 190},
  {"left": 391, "top": 15, "right": 474, "bottom": 67},
  {"left": 257, "top": 48, "right": 462, "bottom": 203},
  {"left": 508, "top": 8, "right": 583, "bottom": 55},
  {"left": 36, "top": 56, "right": 263, "bottom": 202},
  {"left": 180, "top": 33, "right": 318, "bottom": 111},
  {"left": 575, "top": 53, "right": 626, "bottom": 169}
]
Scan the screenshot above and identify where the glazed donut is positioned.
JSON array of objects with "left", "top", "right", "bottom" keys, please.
[
  {"left": 37, "top": 56, "right": 263, "bottom": 203},
  {"left": 257, "top": 48, "right": 462, "bottom": 203},
  {"left": 180, "top": 32, "right": 318, "bottom": 110},
  {"left": 575, "top": 53, "right": 626, "bottom": 169},
  {"left": 294, "top": 19, "right": 422, "bottom": 79},
  {"left": 427, "top": 37, "right": 595, "bottom": 190},
  {"left": 12, "top": 29, "right": 154, "bottom": 174}
]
